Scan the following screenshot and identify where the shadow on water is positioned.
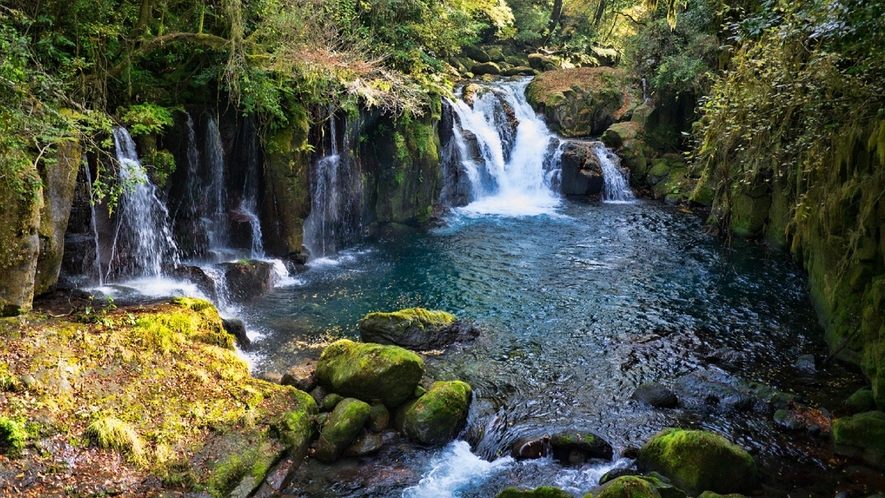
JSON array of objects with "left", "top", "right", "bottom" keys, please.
[{"left": 243, "top": 198, "right": 868, "bottom": 497}]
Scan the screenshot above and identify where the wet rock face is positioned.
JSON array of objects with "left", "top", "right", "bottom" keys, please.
[
  {"left": 218, "top": 260, "right": 275, "bottom": 301},
  {"left": 631, "top": 382, "right": 678, "bottom": 408},
  {"left": 548, "top": 430, "right": 613, "bottom": 465},
  {"left": 36, "top": 141, "right": 82, "bottom": 296},
  {"left": 0, "top": 161, "right": 42, "bottom": 316},
  {"left": 559, "top": 141, "right": 604, "bottom": 196},
  {"left": 221, "top": 318, "right": 250, "bottom": 350}
]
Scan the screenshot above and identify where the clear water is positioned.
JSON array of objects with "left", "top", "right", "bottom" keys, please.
[{"left": 243, "top": 199, "right": 859, "bottom": 496}]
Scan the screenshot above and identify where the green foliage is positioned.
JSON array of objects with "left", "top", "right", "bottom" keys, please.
[
  {"left": 0, "top": 416, "right": 27, "bottom": 457},
  {"left": 120, "top": 103, "right": 175, "bottom": 137},
  {"left": 85, "top": 416, "right": 147, "bottom": 465}
]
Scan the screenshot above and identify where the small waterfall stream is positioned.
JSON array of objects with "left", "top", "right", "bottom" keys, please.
[
  {"left": 593, "top": 142, "right": 634, "bottom": 203},
  {"left": 106, "top": 127, "right": 179, "bottom": 280},
  {"left": 205, "top": 116, "right": 230, "bottom": 256}
]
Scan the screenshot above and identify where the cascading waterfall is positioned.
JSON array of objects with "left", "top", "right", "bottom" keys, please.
[
  {"left": 445, "top": 79, "right": 562, "bottom": 216},
  {"left": 83, "top": 163, "right": 104, "bottom": 286},
  {"left": 238, "top": 119, "right": 265, "bottom": 258},
  {"left": 205, "top": 116, "right": 230, "bottom": 254},
  {"left": 303, "top": 113, "right": 363, "bottom": 258},
  {"left": 593, "top": 142, "right": 635, "bottom": 203},
  {"left": 106, "top": 127, "right": 179, "bottom": 280}
]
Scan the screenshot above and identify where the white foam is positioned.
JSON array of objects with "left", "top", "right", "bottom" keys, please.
[{"left": 402, "top": 441, "right": 514, "bottom": 498}]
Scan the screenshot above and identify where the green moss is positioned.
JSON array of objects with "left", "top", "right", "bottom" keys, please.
[
  {"left": 206, "top": 441, "right": 279, "bottom": 498},
  {"left": 597, "top": 476, "right": 663, "bottom": 498},
  {"left": 85, "top": 416, "right": 146, "bottom": 466},
  {"left": 637, "top": 428, "right": 757, "bottom": 495},
  {"left": 833, "top": 410, "right": 885, "bottom": 454},
  {"left": 496, "top": 486, "right": 573, "bottom": 497},
  {"left": 315, "top": 398, "right": 371, "bottom": 462},
  {"left": 0, "top": 416, "right": 27, "bottom": 457},
  {"left": 403, "top": 380, "right": 472, "bottom": 445}
]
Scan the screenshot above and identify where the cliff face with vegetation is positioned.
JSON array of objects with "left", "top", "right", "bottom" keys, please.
[{"left": 692, "top": 1, "right": 885, "bottom": 408}]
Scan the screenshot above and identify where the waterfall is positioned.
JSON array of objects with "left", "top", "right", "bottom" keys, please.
[
  {"left": 303, "top": 113, "right": 363, "bottom": 259},
  {"left": 83, "top": 163, "right": 103, "bottom": 286},
  {"left": 106, "top": 127, "right": 179, "bottom": 280},
  {"left": 238, "top": 119, "right": 265, "bottom": 258},
  {"left": 593, "top": 142, "right": 635, "bottom": 203},
  {"left": 445, "top": 79, "right": 562, "bottom": 216},
  {"left": 205, "top": 116, "right": 229, "bottom": 253}
]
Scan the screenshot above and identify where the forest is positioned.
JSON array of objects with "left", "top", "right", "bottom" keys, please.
[{"left": 2, "top": 0, "right": 885, "bottom": 496}]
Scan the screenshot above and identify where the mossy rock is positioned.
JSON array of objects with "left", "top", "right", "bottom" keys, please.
[
  {"left": 402, "top": 380, "right": 472, "bottom": 445},
  {"left": 595, "top": 476, "right": 663, "bottom": 498},
  {"left": 832, "top": 410, "right": 885, "bottom": 468},
  {"left": 602, "top": 122, "right": 642, "bottom": 149},
  {"left": 549, "top": 429, "right": 613, "bottom": 464},
  {"left": 526, "top": 67, "right": 632, "bottom": 137},
  {"left": 845, "top": 388, "right": 877, "bottom": 414},
  {"left": 315, "top": 398, "right": 372, "bottom": 463},
  {"left": 496, "top": 486, "right": 573, "bottom": 497},
  {"left": 0, "top": 416, "right": 27, "bottom": 457},
  {"left": 359, "top": 307, "right": 456, "bottom": 349},
  {"left": 316, "top": 339, "right": 424, "bottom": 407},
  {"left": 697, "top": 493, "right": 747, "bottom": 498},
  {"left": 730, "top": 192, "right": 772, "bottom": 238},
  {"left": 636, "top": 428, "right": 758, "bottom": 495}
]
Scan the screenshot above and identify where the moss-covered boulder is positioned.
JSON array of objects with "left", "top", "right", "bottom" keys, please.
[
  {"left": 359, "top": 307, "right": 478, "bottom": 350},
  {"left": 402, "top": 380, "right": 472, "bottom": 445},
  {"left": 832, "top": 410, "right": 885, "bottom": 468},
  {"left": 496, "top": 486, "right": 572, "bottom": 497},
  {"left": 636, "top": 428, "right": 758, "bottom": 495},
  {"left": 549, "top": 429, "right": 613, "bottom": 465},
  {"left": 316, "top": 339, "right": 424, "bottom": 406},
  {"left": 315, "top": 397, "right": 372, "bottom": 463},
  {"left": 602, "top": 121, "right": 642, "bottom": 150},
  {"left": 845, "top": 388, "right": 877, "bottom": 414},
  {"left": 526, "top": 68, "right": 634, "bottom": 138},
  {"left": 595, "top": 476, "right": 663, "bottom": 498}
]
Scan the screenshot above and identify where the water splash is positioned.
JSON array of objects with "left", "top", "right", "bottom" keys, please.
[{"left": 402, "top": 441, "right": 514, "bottom": 498}]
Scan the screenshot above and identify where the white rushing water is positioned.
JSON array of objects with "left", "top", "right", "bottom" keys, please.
[
  {"left": 448, "top": 79, "right": 562, "bottom": 217},
  {"left": 108, "top": 127, "right": 179, "bottom": 279},
  {"left": 402, "top": 441, "right": 515, "bottom": 498},
  {"left": 593, "top": 142, "right": 635, "bottom": 203}
]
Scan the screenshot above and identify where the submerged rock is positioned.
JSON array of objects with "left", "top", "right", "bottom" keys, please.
[
  {"left": 631, "top": 382, "right": 678, "bottom": 408},
  {"left": 315, "top": 339, "right": 424, "bottom": 407},
  {"left": 315, "top": 398, "right": 371, "bottom": 463},
  {"left": 359, "top": 307, "right": 479, "bottom": 350},
  {"left": 548, "top": 429, "right": 613, "bottom": 465},
  {"left": 673, "top": 367, "right": 790, "bottom": 412},
  {"left": 637, "top": 428, "right": 758, "bottom": 495},
  {"left": 401, "top": 380, "right": 472, "bottom": 445}
]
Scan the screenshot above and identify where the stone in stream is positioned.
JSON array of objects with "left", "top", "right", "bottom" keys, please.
[
  {"left": 218, "top": 260, "right": 275, "bottom": 302},
  {"left": 496, "top": 486, "right": 572, "bottom": 497},
  {"left": 358, "top": 307, "right": 479, "bottom": 350},
  {"left": 591, "top": 475, "right": 685, "bottom": 498},
  {"left": 401, "top": 380, "right": 472, "bottom": 445},
  {"left": 631, "top": 382, "right": 678, "bottom": 408},
  {"left": 280, "top": 360, "right": 317, "bottom": 392},
  {"left": 548, "top": 430, "right": 613, "bottom": 465},
  {"left": 316, "top": 339, "right": 424, "bottom": 407},
  {"left": 510, "top": 435, "right": 551, "bottom": 459},
  {"left": 367, "top": 402, "right": 390, "bottom": 432},
  {"left": 314, "top": 398, "right": 371, "bottom": 463},
  {"left": 343, "top": 429, "right": 384, "bottom": 457},
  {"left": 221, "top": 318, "right": 250, "bottom": 350},
  {"left": 636, "top": 428, "right": 758, "bottom": 495}
]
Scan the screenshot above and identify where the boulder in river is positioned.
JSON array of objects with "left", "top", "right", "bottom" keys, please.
[
  {"left": 496, "top": 486, "right": 572, "bottom": 497},
  {"left": 316, "top": 339, "right": 424, "bottom": 407},
  {"left": 359, "top": 307, "right": 479, "bottom": 350},
  {"left": 637, "top": 428, "right": 758, "bottom": 495},
  {"left": 510, "top": 435, "right": 551, "bottom": 459},
  {"left": 549, "top": 429, "right": 613, "bottom": 465},
  {"left": 631, "top": 382, "right": 678, "bottom": 408},
  {"left": 673, "top": 367, "right": 793, "bottom": 412},
  {"left": 401, "top": 380, "right": 472, "bottom": 445},
  {"left": 218, "top": 260, "right": 275, "bottom": 302},
  {"left": 314, "top": 398, "right": 371, "bottom": 463},
  {"left": 592, "top": 475, "right": 667, "bottom": 498},
  {"left": 559, "top": 141, "right": 604, "bottom": 196}
]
